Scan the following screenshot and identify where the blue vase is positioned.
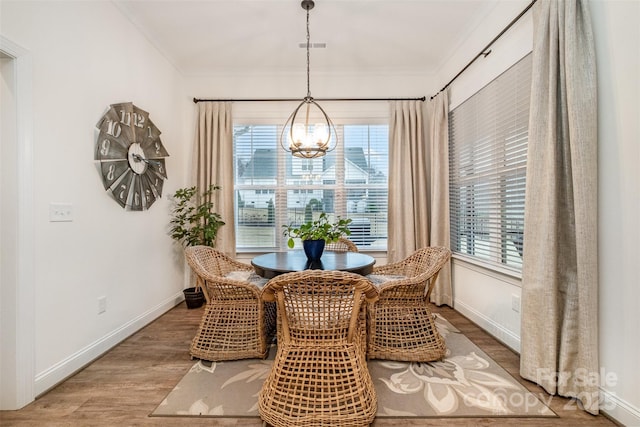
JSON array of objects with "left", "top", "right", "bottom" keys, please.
[{"left": 302, "top": 239, "right": 325, "bottom": 261}]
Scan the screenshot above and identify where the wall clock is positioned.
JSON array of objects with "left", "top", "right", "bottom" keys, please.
[{"left": 95, "top": 102, "right": 169, "bottom": 211}]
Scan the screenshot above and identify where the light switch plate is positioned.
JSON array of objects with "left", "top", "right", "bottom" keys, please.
[{"left": 49, "top": 203, "right": 74, "bottom": 222}]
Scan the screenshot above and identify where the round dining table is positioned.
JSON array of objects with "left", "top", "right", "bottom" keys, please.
[{"left": 251, "top": 250, "right": 375, "bottom": 279}]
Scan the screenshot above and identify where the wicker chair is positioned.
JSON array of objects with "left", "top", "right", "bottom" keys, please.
[
  {"left": 184, "top": 246, "right": 276, "bottom": 361},
  {"left": 366, "top": 246, "right": 451, "bottom": 362},
  {"left": 258, "top": 270, "right": 379, "bottom": 427},
  {"left": 325, "top": 236, "right": 359, "bottom": 252}
]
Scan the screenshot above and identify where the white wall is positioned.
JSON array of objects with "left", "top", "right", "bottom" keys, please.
[
  {"left": 440, "top": 1, "right": 640, "bottom": 425},
  {"left": 0, "top": 0, "right": 191, "bottom": 405},
  {"left": 590, "top": 1, "right": 640, "bottom": 425}
]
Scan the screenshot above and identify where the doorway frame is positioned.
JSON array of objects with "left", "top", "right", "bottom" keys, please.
[{"left": 1, "top": 35, "right": 35, "bottom": 410}]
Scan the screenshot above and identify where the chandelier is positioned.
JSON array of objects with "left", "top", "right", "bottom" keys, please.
[{"left": 280, "top": 0, "right": 337, "bottom": 159}]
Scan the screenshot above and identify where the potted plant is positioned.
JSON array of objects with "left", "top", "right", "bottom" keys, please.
[
  {"left": 169, "top": 184, "right": 225, "bottom": 308},
  {"left": 283, "top": 212, "right": 352, "bottom": 261}
]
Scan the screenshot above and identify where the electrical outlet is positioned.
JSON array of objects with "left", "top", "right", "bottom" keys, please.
[
  {"left": 49, "top": 203, "right": 74, "bottom": 222},
  {"left": 511, "top": 294, "right": 521, "bottom": 313},
  {"left": 98, "top": 296, "right": 107, "bottom": 314}
]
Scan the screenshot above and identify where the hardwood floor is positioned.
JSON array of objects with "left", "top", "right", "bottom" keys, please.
[{"left": 0, "top": 303, "right": 619, "bottom": 426}]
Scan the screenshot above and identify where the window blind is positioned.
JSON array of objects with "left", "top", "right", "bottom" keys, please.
[
  {"left": 448, "top": 53, "right": 531, "bottom": 273},
  {"left": 234, "top": 124, "right": 389, "bottom": 252}
]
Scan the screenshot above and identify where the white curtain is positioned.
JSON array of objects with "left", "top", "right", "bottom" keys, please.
[
  {"left": 388, "top": 98, "right": 452, "bottom": 305},
  {"left": 519, "top": 0, "right": 599, "bottom": 414},
  {"left": 387, "top": 100, "right": 429, "bottom": 263},
  {"left": 192, "top": 101, "right": 236, "bottom": 256},
  {"left": 426, "top": 91, "right": 452, "bottom": 306}
]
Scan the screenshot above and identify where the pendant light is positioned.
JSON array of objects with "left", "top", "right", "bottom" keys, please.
[{"left": 280, "top": 0, "right": 337, "bottom": 159}]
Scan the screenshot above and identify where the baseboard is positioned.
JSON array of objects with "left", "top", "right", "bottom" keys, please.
[
  {"left": 34, "top": 292, "right": 184, "bottom": 396},
  {"left": 453, "top": 299, "right": 521, "bottom": 353},
  {"left": 454, "top": 300, "right": 637, "bottom": 426},
  {"left": 600, "top": 388, "right": 640, "bottom": 426}
]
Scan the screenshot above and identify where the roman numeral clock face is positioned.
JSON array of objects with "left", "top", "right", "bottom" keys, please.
[{"left": 95, "top": 102, "right": 169, "bottom": 211}]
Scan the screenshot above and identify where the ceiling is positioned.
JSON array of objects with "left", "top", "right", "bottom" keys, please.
[{"left": 114, "top": 0, "right": 523, "bottom": 77}]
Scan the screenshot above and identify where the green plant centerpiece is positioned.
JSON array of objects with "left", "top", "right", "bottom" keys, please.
[
  {"left": 169, "top": 184, "right": 225, "bottom": 308},
  {"left": 283, "top": 212, "right": 352, "bottom": 261}
]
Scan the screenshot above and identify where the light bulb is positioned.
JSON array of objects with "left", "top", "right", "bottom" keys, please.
[
  {"left": 291, "top": 123, "right": 305, "bottom": 148},
  {"left": 313, "top": 123, "right": 329, "bottom": 147},
  {"left": 303, "top": 131, "right": 313, "bottom": 148}
]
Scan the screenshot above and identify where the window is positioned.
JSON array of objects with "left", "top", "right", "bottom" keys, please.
[
  {"left": 448, "top": 54, "right": 531, "bottom": 273},
  {"left": 234, "top": 123, "right": 388, "bottom": 251}
]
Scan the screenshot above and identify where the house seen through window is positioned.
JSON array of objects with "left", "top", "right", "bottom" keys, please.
[{"left": 234, "top": 124, "right": 389, "bottom": 252}]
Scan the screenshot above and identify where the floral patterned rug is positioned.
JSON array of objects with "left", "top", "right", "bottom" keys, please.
[{"left": 152, "top": 314, "right": 555, "bottom": 418}]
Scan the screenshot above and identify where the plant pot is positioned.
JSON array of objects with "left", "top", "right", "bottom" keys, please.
[
  {"left": 303, "top": 239, "right": 325, "bottom": 261},
  {"left": 183, "top": 287, "right": 205, "bottom": 309}
]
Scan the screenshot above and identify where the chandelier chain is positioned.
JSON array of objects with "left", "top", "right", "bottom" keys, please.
[
  {"left": 306, "top": 8, "right": 311, "bottom": 98},
  {"left": 279, "top": 0, "right": 337, "bottom": 159}
]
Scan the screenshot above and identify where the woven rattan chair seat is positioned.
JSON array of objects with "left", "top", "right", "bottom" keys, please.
[
  {"left": 258, "top": 270, "right": 379, "bottom": 427},
  {"left": 366, "top": 246, "right": 451, "bottom": 362},
  {"left": 185, "top": 246, "right": 276, "bottom": 362}
]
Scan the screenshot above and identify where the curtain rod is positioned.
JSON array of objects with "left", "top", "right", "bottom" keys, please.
[
  {"left": 430, "top": 0, "right": 537, "bottom": 100},
  {"left": 193, "top": 96, "right": 425, "bottom": 103}
]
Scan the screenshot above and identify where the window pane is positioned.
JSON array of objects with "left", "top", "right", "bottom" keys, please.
[
  {"left": 234, "top": 123, "right": 388, "bottom": 251},
  {"left": 234, "top": 126, "right": 278, "bottom": 249},
  {"left": 344, "top": 125, "right": 388, "bottom": 249},
  {"left": 449, "top": 54, "right": 531, "bottom": 273}
]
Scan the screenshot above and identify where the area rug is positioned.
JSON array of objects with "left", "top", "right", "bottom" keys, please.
[{"left": 152, "top": 314, "right": 555, "bottom": 419}]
